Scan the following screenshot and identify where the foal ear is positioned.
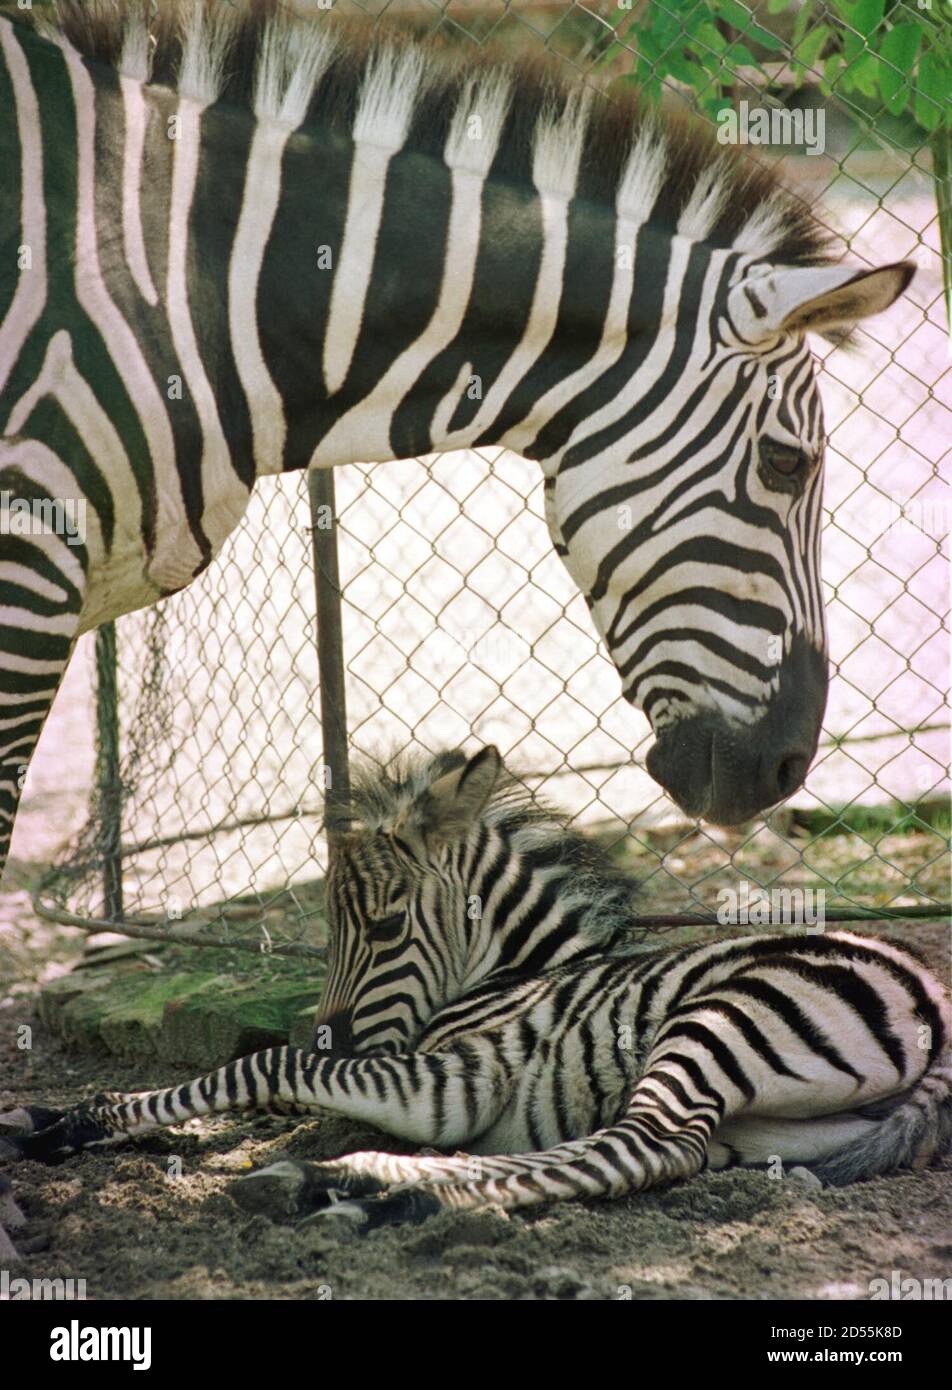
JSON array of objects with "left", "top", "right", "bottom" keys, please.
[
  {"left": 425, "top": 746, "right": 502, "bottom": 839},
  {"left": 728, "top": 260, "right": 915, "bottom": 341}
]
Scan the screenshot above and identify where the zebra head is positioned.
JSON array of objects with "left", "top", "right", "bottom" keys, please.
[
  {"left": 541, "top": 256, "right": 914, "bottom": 826},
  {"left": 314, "top": 746, "right": 622, "bottom": 1058},
  {"left": 316, "top": 748, "right": 504, "bottom": 1057}
]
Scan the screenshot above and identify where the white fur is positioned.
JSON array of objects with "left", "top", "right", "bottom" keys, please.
[
  {"left": 532, "top": 84, "right": 593, "bottom": 198},
  {"left": 177, "top": 0, "right": 236, "bottom": 106},
  {"left": 445, "top": 70, "right": 513, "bottom": 177},
  {"left": 735, "top": 193, "right": 796, "bottom": 257},
  {"left": 36, "top": 2, "right": 811, "bottom": 264},
  {"left": 253, "top": 11, "right": 338, "bottom": 126},
  {"left": 677, "top": 163, "right": 730, "bottom": 241},
  {"left": 119, "top": 3, "right": 151, "bottom": 83},
  {"left": 0, "top": 19, "right": 47, "bottom": 402},
  {"left": 616, "top": 121, "right": 667, "bottom": 224},
  {"left": 353, "top": 43, "right": 429, "bottom": 151}
]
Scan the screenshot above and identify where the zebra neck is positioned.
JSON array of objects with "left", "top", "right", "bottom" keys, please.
[
  {"left": 461, "top": 833, "right": 631, "bottom": 988},
  {"left": 244, "top": 117, "right": 629, "bottom": 478},
  {"left": 120, "top": 75, "right": 633, "bottom": 479},
  {"left": 54, "top": 33, "right": 690, "bottom": 483}
]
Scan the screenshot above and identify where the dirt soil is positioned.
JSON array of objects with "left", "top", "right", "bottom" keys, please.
[{"left": 2, "top": 906, "right": 950, "bottom": 1302}]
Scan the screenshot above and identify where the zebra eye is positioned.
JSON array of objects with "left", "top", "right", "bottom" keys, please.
[
  {"left": 368, "top": 912, "right": 404, "bottom": 943},
  {"left": 761, "top": 440, "right": 810, "bottom": 477}
]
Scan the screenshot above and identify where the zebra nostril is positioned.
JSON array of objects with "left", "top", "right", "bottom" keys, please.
[{"left": 769, "top": 751, "right": 809, "bottom": 801}]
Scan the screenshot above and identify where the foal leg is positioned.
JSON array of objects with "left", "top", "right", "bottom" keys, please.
[{"left": 232, "top": 1047, "right": 725, "bottom": 1226}]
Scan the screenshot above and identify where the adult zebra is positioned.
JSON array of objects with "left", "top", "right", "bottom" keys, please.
[{"left": 0, "top": 0, "right": 913, "bottom": 876}]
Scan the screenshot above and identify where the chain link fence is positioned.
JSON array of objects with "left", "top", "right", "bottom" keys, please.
[{"left": 31, "top": 0, "right": 950, "bottom": 954}]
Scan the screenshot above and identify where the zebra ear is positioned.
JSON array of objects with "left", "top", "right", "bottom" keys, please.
[
  {"left": 729, "top": 261, "right": 915, "bottom": 341},
  {"left": 423, "top": 746, "right": 502, "bottom": 840}
]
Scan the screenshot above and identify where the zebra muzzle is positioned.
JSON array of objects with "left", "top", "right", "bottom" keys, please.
[{"left": 645, "top": 637, "right": 828, "bottom": 825}]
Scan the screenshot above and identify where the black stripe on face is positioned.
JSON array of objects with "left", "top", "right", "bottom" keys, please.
[
  {"left": 558, "top": 240, "right": 716, "bottom": 474},
  {"left": 614, "top": 585, "right": 784, "bottom": 665},
  {"left": 557, "top": 387, "right": 753, "bottom": 554},
  {"left": 603, "top": 531, "right": 791, "bottom": 662}
]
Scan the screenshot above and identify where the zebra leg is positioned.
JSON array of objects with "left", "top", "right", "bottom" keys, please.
[
  {"left": 0, "top": 437, "right": 87, "bottom": 879},
  {"left": 0, "top": 444, "right": 88, "bottom": 1260},
  {"left": 236, "top": 1072, "right": 723, "bottom": 1230},
  {"left": 287, "top": 1089, "right": 718, "bottom": 1230},
  {"left": 269, "top": 1009, "right": 744, "bottom": 1226},
  {"left": 2, "top": 1042, "right": 515, "bottom": 1161}
]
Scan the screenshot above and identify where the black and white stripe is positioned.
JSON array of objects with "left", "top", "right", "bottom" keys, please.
[
  {"left": 0, "top": 0, "right": 916, "bottom": 878},
  {"left": 5, "top": 746, "right": 949, "bottom": 1224}
]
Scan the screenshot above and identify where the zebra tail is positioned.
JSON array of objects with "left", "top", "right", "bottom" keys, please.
[{"left": 813, "top": 1050, "right": 952, "bottom": 1187}]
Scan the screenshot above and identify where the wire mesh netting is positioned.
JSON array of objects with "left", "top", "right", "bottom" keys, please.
[{"left": 31, "top": 0, "right": 950, "bottom": 951}]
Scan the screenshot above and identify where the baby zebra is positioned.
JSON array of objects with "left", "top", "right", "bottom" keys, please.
[{"left": 3, "top": 747, "right": 950, "bottom": 1230}]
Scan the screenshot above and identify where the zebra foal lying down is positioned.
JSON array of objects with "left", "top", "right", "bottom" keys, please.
[{"left": 3, "top": 747, "right": 950, "bottom": 1230}]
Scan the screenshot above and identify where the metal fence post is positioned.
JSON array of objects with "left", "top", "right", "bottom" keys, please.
[
  {"left": 308, "top": 468, "right": 351, "bottom": 839},
  {"left": 95, "top": 621, "right": 124, "bottom": 921}
]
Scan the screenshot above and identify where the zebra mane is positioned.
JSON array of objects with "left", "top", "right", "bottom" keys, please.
[
  {"left": 24, "top": 0, "right": 836, "bottom": 268},
  {"left": 344, "top": 749, "right": 651, "bottom": 949}
]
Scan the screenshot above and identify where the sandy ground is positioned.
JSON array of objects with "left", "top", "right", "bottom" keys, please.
[{"left": 2, "top": 914, "right": 950, "bottom": 1302}]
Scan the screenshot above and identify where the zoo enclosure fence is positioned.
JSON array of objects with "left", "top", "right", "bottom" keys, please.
[{"left": 32, "top": 0, "right": 952, "bottom": 956}]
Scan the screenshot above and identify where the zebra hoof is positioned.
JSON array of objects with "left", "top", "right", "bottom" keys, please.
[
  {"left": 314, "top": 1189, "right": 442, "bottom": 1233},
  {"left": 0, "top": 1104, "right": 64, "bottom": 1136},
  {"left": 228, "top": 1159, "right": 386, "bottom": 1220},
  {"left": 2, "top": 1120, "right": 79, "bottom": 1165},
  {"left": 228, "top": 1159, "right": 338, "bottom": 1219}
]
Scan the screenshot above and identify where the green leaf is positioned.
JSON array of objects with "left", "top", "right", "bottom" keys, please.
[
  {"left": 833, "top": 0, "right": 886, "bottom": 37},
  {"left": 652, "top": 10, "right": 683, "bottom": 48},
  {"left": 879, "top": 21, "right": 922, "bottom": 77},
  {"left": 767, "top": 0, "right": 795, "bottom": 13},
  {"left": 718, "top": 0, "right": 759, "bottom": 30},
  {"left": 637, "top": 31, "right": 662, "bottom": 64},
  {"left": 793, "top": 0, "right": 818, "bottom": 45},
  {"left": 822, "top": 52, "right": 847, "bottom": 92},
  {"left": 914, "top": 52, "right": 949, "bottom": 132},
  {"left": 877, "top": 23, "right": 922, "bottom": 114},
  {"left": 689, "top": 20, "right": 728, "bottom": 55},
  {"left": 666, "top": 54, "right": 713, "bottom": 90},
  {"left": 704, "top": 95, "right": 737, "bottom": 120},
  {"left": 724, "top": 42, "right": 764, "bottom": 70},
  {"left": 914, "top": 92, "right": 941, "bottom": 131},
  {"left": 748, "top": 24, "right": 787, "bottom": 53},
  {"left": 843, "top": 31, "right": 866, "bottom": 64},
  {"left": 849, "top": 49, "right": 883, "bottom": 98},
  {"left": 794, "top": 25, "right": 831, "bottom": 73}
]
